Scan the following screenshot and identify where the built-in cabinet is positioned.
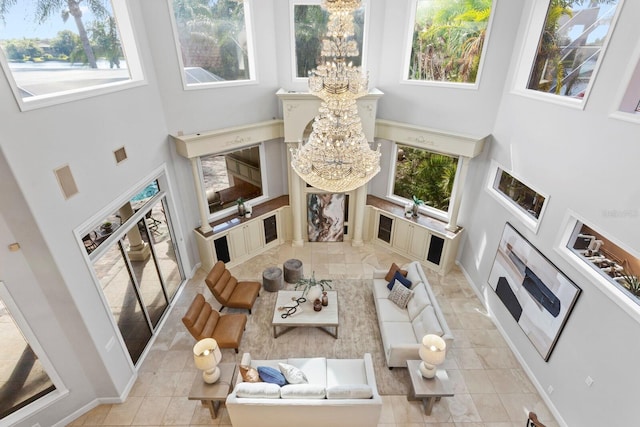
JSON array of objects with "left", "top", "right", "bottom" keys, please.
[
  {"left": 367, "top": 199, "right": 463, "bottom": 275},
  {"left": 194, "top": 197, "right": 288, "bottom": 272}
]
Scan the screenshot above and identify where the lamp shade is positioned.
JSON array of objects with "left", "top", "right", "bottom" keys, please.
[
  {"left": 193, "top": 338, "right": 222, "bottom": 383},
  {"left": 418, "top": 334, "right": 446, "bottom": 378}
]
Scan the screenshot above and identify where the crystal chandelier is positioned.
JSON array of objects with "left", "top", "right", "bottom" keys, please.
[{"left": 290, "top": 0, "right": 381, "bottom": 193}]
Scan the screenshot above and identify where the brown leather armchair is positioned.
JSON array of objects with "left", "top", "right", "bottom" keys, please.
[
  {"left": 205, "top": 260, "right": 260, "bottom": 314},
  {"left": 182, "top": 293, "right": 247, "bottom": 353}
]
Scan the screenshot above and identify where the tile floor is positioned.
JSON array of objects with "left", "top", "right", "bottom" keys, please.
[{"left": 68, "top": 241, "right": 558, "bottom": 427}]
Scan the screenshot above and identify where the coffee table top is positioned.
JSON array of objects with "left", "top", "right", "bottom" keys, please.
[
  {"left": 272, "top": 290, "right": 338, "bottom": 327},
  {"left": 188, "top": 362, "right": 236, "bottom": 400},
  {"left": 406, "top": 360, "right": 454, "bottom": 398}
]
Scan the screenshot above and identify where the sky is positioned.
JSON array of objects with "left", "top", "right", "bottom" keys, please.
[{"left": 0, "top": 2, "right": 96, "bottom": 40}]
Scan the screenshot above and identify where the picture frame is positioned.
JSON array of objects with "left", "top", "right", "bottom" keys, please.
[{"left": 488, "top": 223, "right": 581, "bottom": 361}]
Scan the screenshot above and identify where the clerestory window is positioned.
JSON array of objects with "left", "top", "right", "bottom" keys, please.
[
  {"left": 0, "top": 0, "right": 144, "bottom": 111},
  {"left": 169, "top": 0, "right": 255, "bottom": 88},
  {"left": 405, "top": 0, "right": 494, "bottom": 85}
]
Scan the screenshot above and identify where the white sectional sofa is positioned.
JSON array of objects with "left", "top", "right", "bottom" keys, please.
[
  {"left": 226, "top": 353, "right": 382, "bottom": 427},
  {"left": 373, "top": 261, "right": 454, "bottom": 367}
]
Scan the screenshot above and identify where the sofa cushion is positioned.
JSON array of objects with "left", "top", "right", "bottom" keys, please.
[
  {"left": 326, "top": 384, "right": 373, "bottom": 399},
  {"left": 403, "top": 262, "right": 423, "bottom": 289},
  {"left": 280, "top": 384, "right": 326, "bottom": 399},
  {"left": 239, "top": 365, "right": 261, "bottom": 383},
  {"left": 287, "top": 357, "right": 327, "bottom": 386},
  {"left": 234, "top": 382, "right": 281, "bottom": 398},
  {"left": 384, "top": 263, "right": 408, "bottom": 282},
  {"left": 412, "top": 305, "right": 444, "bottom": 339},
  {"left": 387, "top": 270, "right": 412, "bottom": 291},
  {"left": 407, "top": 283, "right": 431, "bottom": 321},
  {"left": 326, "top": 358, "right": 367, "bottom": 386},
  {"left": 278, "top": 362, "right": 308, "bottom": 384},
  {"left": 375, "top": 298, "right": 411, "bottom": 322},
  {"left": 257, "top": 366, "right": 287, "bottom": 386},
  {"left": 388, "top": 282, "right": 413, "bottom": 309},
  {"left": 380, "top": 321, "right": 417, "bottom": 352}
]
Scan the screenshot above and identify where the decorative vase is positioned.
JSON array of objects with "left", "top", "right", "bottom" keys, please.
[
  {"left": 313, "top": 299, "right": 322, "bottom": 311},
  {"left": 322, "top": 291, "right": 328, "bottom": 306},
  {"left": 306, "top": 284, "right": 322, "bottom": 303},
  {"left": 412, "top": 204, "right": 419, "bottom": 218},
  {"left": 237, "top": 203, "right": 246, "bottom": 217}
]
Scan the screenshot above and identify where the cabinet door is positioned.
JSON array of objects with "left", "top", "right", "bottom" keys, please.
[
  {"left": 377, "top": 214, "right": 393, "bottom": 244},
  {"left": 228, "top": 227, "right": 247, "bottom": 260},
  {"left": 213, "top": 235, "right": 231, "bottom": 264},
  {"left": 392, "top": 219, "right": 412, "bottom": 253},
  {"left": 263, "top": 214, "right": 278, "bottom": 245},
  {"left": 245, "top": 220, "right": 264, "bottom": 254},
  {"left": 408, "top": 226, "right": 429, "bottom": 259}
]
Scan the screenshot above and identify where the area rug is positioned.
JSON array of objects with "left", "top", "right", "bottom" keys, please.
[{"left": 234, "top": 279, "right": 410, "bottom": 395}]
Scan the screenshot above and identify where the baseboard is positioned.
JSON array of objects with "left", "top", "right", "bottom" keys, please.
[{"left": 456, "top": 260, "right": 569, "bottom": 427}]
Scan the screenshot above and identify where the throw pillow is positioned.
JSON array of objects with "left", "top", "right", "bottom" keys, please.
[
  {"left": 239, "top": 364, "right": 261, "bottom": 383},
  {"left": 387, "top": 270, "right": 412, "bottom": 291},
  {"left": 384, "top": 263, "right": 408, "bottom": 282},
  {"left": 257, "top": 366, "right": 287, "bottom": 386},
  {"left": 388, "top": 282, "right": 413, "bottom": 309},
  {"left": 278, "top": 362, "right": 308, "bottom": 384}
]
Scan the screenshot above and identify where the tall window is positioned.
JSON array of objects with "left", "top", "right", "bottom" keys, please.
[
  {"left": 0, "top": 287, "right": 56, "bottom": 420},
  {"left": 170, "top": 0, "right": 254, "bottom": 87},
  {"left": 406, "top": 0, "right": 494, "bottom": 84},
  {"left": 292, "top": 2, "right": 365, "bottom": 79},
  {"left": 527, "top": 0, "right": 621, "bottom": 98},
  {"left": 0, "top": 0, "right": 143, "bottom": 110},
  {"left": 393, "top": 144, "right": 458, "bottom": 214}
]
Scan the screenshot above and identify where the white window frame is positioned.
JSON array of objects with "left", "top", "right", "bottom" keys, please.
[
  {"left": 0, "top": 281, "right": 68, "bottom": 424},
  {"left": 289, "top": 0, "right": 369, "bottom": 85},
  {"left": 485, "top": 160, "right": 549, "bottom": 233},
  {"left": 610, "top": 37, "right": 640, "bottom": 124},
  {"left": 387, "top": 142, "right": 462, "bottom": 223},
  {"left": 556, "top": 211, "right": 640, "bottom": 324},
  {"left": 167, "top": 0, "right": 257, "bottom": 90},
  {"left": 0, "top": 0, "right": 146, "bottom": 112},
  {"left": 198, "top": 142, "right": 269, "bottom": 222},
  {"left": 511, "top": 0, "right": 624, "bottom": 110},
  {"left": 401, "top": 0, "right": 497, "bottom": 89}
]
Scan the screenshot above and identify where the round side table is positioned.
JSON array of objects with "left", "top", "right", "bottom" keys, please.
[
  {"left": 283, "top": 258, "right": 303, "bottom": 283},
  {"left": 263, "top": 266, "right": 283, "bottom": 292}
]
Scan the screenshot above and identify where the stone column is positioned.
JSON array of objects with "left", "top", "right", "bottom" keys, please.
[
  {"left": 351, "top": 185, "right": 367, "bottom": 246},
  {"left": 119, "top": 203, "right": 150, "bottom": 261},
  {"left": 191, "top": 157, "right": 212, "bottom": 234},
  {"left": 446, "top": 156, "right": 469, "bottom": 232},
  {"left": 290, "top": 166, "right": 304, "bottom": 247}
]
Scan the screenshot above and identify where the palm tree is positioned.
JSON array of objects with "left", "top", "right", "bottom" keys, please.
[{"left": 0, "top": 0, "right": 108, "bottom": 68}]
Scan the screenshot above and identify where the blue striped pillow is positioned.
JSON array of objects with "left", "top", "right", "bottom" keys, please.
[{"left": 257, "top": 366, "right": 287, "bottom": 386}]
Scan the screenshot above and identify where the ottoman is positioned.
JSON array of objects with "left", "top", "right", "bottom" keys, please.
[
  {"left": 262, "top": 267, "right": 283, "bottom": 292},
  {"left": 283, "top": 259, "right": 303, "bottom": 283}
]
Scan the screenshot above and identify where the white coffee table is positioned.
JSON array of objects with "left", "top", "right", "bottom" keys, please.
[
  {"left": 272, "top": 290, "right": 338, "bottom": 338},
  {"left": 406, "top": 360, "right": 454, "bottom": 415}
]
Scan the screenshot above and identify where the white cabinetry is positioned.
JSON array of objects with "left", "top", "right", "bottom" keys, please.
[
  {"left": 368, "top": 205, "right": 462, "bottom": 275},
  {"left": 229, "top": 220, "right": 264, "bottom": 260}
]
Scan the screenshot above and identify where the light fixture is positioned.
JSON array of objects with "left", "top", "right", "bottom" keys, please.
[
  {"left": 193, "top": 338, "right": 222, "bottom": 384},
  {"left": 418, "top": 334, "right": 446, "bottom": 379},
  {"left": 290, "top": 0, "right": 381, "bottom": 193}
]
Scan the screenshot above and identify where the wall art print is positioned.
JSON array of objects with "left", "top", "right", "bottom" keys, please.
[
  {"left": 488, "top": 223, "right": 581, "bottom": 361},
  {"left": 307, "top": 193, "right": 345, "bottom": 242}
]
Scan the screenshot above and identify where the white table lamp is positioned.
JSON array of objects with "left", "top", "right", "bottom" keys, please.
[
  {"left": 418, "top": 334, "right": 446, "bottom": 379},
  {"left": 193, "top": 338, "right": 222, "bottom": 384}
]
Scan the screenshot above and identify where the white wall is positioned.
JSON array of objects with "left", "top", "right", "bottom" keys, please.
[{"left": 457, "top": 1, "right": 640, "bottom": 426}]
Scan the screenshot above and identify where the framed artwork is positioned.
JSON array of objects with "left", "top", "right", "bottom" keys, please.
[
  {"left": 488, "top": 223, "right": 581, "bottom": 361},
  {"left": 307, "top": 193, "right": 345, "bottom": 242}
]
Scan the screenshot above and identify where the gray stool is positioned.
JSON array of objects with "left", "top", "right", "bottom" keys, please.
[
  {"left": 283, "top": 259, "right": 303, "bottom": 283},
  {"left": 262, "top": 267, "right": 283, "bottom": 292}
]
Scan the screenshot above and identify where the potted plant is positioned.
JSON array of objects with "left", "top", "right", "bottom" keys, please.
[
  {"left": 411, "top": 195, "right": 424, "bottom": 218},
  {"left": 101, "top": 221, "right": 113, "bottom": 232},
  {"left": 294, "top": 271, "right": 332, "bottom": 302},
  {"left": 621, "top": 270, "right": 640, "bottom": 297},
  {"left": 236, "top": 198, "right": 246, "bottom": 217}
]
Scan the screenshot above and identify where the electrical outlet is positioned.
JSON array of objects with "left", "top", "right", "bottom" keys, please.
[
  {"left": 547, "top": 385, "right": 554, "bottom": 394},
  {"left": 585, "top": 376, "right": 594, "bottom": 387}
]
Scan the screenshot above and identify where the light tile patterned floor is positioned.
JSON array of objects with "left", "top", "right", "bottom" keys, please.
[{"left": 68, "top": 241, "right": 558, "bottom": 427}]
